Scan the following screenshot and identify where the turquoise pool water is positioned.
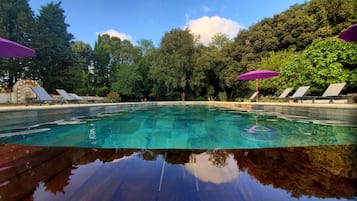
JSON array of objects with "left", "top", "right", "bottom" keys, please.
[{"left": 0, "top": 105, "right": 356, "bottom": 149}]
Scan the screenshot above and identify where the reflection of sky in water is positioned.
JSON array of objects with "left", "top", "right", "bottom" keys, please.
[
  {"left": 184, "top": 152, "right": 239, "bottom": 184},
  {"left": 23, "top": 148, "right": 356, "bottom": 201},
  {"left": 0, "top": 105, "right": 356, "bottom": 149}
]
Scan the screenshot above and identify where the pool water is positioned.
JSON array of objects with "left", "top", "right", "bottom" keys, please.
[
  {"left": 0, "top": 105, "right": 356, "bottom": 149},
  {"left": 1, "top": 104, "right": 356, "bottom": 201}
]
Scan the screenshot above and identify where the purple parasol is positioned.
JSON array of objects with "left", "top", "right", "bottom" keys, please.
[
  {"left": 338, "top": 23, "right": 357, "bottom": 42},
  {"left": 0, "top": 37, "right": 36, "bottom": 58},
  {"left": 236, "top": 70, "right": 279, "bottom": 101}
]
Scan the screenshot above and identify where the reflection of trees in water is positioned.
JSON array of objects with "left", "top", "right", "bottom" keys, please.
[
  {"left": 233, "top": 145, "right": 357, "bottom": 198},
  {"left": 44, "top": 166, "right": 74, "bottom": 194},
  {"left": 138, "top": 149, "right": 157, "bottom": 161},
  {"left": 207, "top": 150, "right": 229, "bottom": 168},
  {"left": 274, "top": 119, "right": 356, "bottom": 146},
  {"left": 1, "top": 144, "right": 356, "bottom": 200}
]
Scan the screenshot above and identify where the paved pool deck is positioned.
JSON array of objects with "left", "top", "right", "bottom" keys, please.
[{"left": 1, "top": 101, "right": 356, "bottom": 111}]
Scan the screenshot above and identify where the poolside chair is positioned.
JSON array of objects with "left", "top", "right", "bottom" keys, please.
[
  {"left": 69, "top": 93, "right": 106, "bottom": 103},
  {"left": 30, "top": 86, "right": 57, "bottom": 105},
  {"left": 286, "top": 86, "right": 310, "bottom": 102},
  {"left": 301, "top": 83, "right": 347, "bottom": 103},
  {"left": 270, "top": 87, "right": 294, "bottom": 101},
  {"left": 278, "top": 87, "right": 294, "bottom": 99},
  {"left": 248, "top": 92, "right": 259, "bottom": 102},
  {"left": 68, "top": 93, "right": 84, "bottom": 101},
  {"left": 56, "top": 89, "right": 81, "bottom": 103}
]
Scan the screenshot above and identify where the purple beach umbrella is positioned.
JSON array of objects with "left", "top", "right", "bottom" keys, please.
[
  {"left": 0, "top": 37, "right": 36, "bottom": 58},
  {"left": 339, "top": 23, "right": 357, "bottom": 42},
  {"left": 236, "top": 70, "right": 279, "bottom": 101}
]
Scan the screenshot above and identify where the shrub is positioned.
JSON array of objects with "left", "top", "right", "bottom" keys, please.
[
  {"left": 218, "top": 92, "right": 227, "bottom": 101},
  {"left": 107, "top": 91, "right": 121, "bottom": 102}
]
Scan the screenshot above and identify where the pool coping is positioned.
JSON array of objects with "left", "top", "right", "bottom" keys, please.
[{"left": 1, "top": 101, "right": 356, "bottom": 112}]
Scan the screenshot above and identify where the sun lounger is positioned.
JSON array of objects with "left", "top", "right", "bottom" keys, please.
[
  {"left": 30, "top": 86, "right": 57, "bottom": 105},
  {"left": 286, "top": 86, "right": 310, "bottom": 102},
  {"left": 301, "top": 83, "right": 347, "bottom": 103},
  {"left": 248, "top": 92, "right": 259, "bottom": 101},
  {"left": 68, "top": 93, "right": 84, "bottom": 101},
  {"left": 56, "top": 89, "right": 81, "bottom": 103},
  {"left": 278, "top": 87, "right": 294, "bottom": 99},
  {"left": 269, "top": 87, "right": 294, "bottom": 101},
  {"left": 69, "top": 93, "right": 106, "bottom": 103}
]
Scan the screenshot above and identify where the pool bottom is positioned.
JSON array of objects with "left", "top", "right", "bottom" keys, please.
[{"left": 0, "top": 144, "right": 356, "bottom": 201}]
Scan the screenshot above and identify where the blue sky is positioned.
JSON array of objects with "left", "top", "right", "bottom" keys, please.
[{"left": 29, "top": 0, "right": 308, "bottom": 47}]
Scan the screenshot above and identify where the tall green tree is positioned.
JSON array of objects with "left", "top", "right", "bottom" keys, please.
[
  {"left": 111, "top": 63, "right": 142, "bottom": 99},
  {"left": 136, "top": 39, "right": 155, "bottom": 99},
  {"left": 0, "top": 0, "right": 35, "bottom": 88},
  {"left": 32, "top": 2, "right": 74, "bottom": 92},
  {"left": 110, "top": 38, "right": 143, "bottom": 99},
  {"left": 93, "top": 34, "right": 111, "bottom": 88},
  {"left": 150, "top": 28, "right": 195, "bottom": 99},
  {"left": 70, "top": 41, "right": 94, "bottom": 94}
]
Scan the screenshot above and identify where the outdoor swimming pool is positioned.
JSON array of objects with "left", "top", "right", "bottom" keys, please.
[
  {"left": 0, "top": 104, "right": 356, "bottom": 149},
  {"left": 0, "top": 102, "right": 356, "bottom": 201}
]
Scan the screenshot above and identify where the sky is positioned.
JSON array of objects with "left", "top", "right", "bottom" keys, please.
[{"left": 29, "top": 0, "right": 308, "bottom": 47}]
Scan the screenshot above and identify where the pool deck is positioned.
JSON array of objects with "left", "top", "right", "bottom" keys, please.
[{"left": 1, "top": 101, "right": 356, "bottom": 111}]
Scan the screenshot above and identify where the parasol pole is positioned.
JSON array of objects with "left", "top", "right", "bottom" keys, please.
[{"left": 255, "top": 79, "right": 259, "bottom": 102}]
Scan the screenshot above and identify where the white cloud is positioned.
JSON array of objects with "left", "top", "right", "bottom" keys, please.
[
  {"left": 202, "top": 5, "right": 211, "bottom": 12},
  {"left": 97, "top": 29, "right": 133, "bottom": 42},
  {"left": 184, "top": 152, "right": 239, "bottom": 184},
  {"left": 185, "top": 16, "right": 243, "bottom": 45}
]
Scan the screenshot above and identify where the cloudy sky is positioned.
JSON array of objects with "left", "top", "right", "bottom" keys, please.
[{"left": 29, "top": 0, "right": 307, "bottom": 47}]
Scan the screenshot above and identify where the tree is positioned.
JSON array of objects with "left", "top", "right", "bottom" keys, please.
[
  {"left": 70, "top": 41, "right": 94, "bottom": 94},
  {"left": 209, "top": 33, "right": 231, "bottom": 50},
  {"left": 32, "top": 2, "right": 74, "bottom": 93},
  {"left": 149, "top": 28, "right": 195, "bottom": 99},
  {"left": 0, "top": 0, "right": 35, "bottom": 88},
  {"left": 300, "top": 38, "right": 357, "bottom": 94},
  {"left": 93, "top": 34, "right": 111, "bottom": 88},
  {"left": 111, "top": 63, "right": 142, "bottom": 99},
  {"left": 253, "top": 50, "right": 299, "bottom": 96},
  {"left": 110, "top": 39, "right": 143, "bottom": 99},
  {"left": 278, "top": 38, "right": 357, "bottom": 95},
  {"left": 137, "top": 40, "right": 155, "bottom": 99}
]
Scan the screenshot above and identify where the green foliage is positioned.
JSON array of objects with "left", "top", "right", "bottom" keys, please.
[
  {"left": 95, "top": 86, "right": 109, "bottom": 97},
  {"left": 278, "top": 38, "right": 357, "bottom": 95},
  {"left": 279, "top": 53, "right": 305, "bottom": 89},
  {"left": 111, "top": 63, "right": 142, "bottom": 99},
  {"left": 0, "top": 0, "right": 35, "bottom": 87},
  {"left": 253, "top": 50, "right": 300, "bottom": 95},
  {"left": 0, "top": 0, "right": 355, "bottom": 101},
  {"left": 149, "top": 29, "right": 195, "bottom": 99},
  {"left": 31, "top": 2, "right": 74, "bottom": 93},
  {"left": 209, "top": 33, "right": 231, "bottom": 49},
  {"left": 106, "top": 91, "right": 121, "bottom": 102},
  {"left": 218, "top": 92, "right": 227, "bottom": 101},
  {"left": 301, "top": 38, "right": 357, "bottom": 94}
]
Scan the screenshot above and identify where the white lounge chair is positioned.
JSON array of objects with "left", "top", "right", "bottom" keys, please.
[
  {"left": 301, "top": 83, "right": 347, "bottom": 103},
  {"left": 31, "top": 87, "right": 57, "bottom": 105},
  {"left": 284, "top": 86, "right": 310, "bottom": 102},
  {"left": 278, "top": 87, "right": 294, "bottom": 99},
  {"left": 56, "top": 89, "right": 81, "bottom": 103}
]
